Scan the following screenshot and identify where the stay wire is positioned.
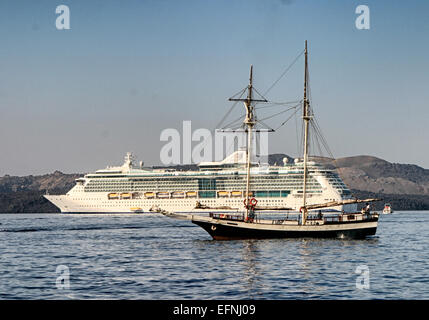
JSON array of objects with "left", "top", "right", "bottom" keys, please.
[
  {"left": 274, "top": 105, "right": 302, "bottom": 131},
  {"left": 263, "top": 49, "right": 305, "bottom": 96}
]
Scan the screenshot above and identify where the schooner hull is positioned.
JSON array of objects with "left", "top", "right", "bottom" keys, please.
[{"left": 192, "top": 219, "right": 378, "bottom": 240}]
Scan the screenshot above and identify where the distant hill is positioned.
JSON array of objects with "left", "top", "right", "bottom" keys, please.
[
  {"left": 0, "top": 171, "right": 81, "bottom": 194},
  {"left": 0, "top": 171, "right": 81, "bottom": 213},
  {"left": 330, "top": 155, "right": 429, "bottom": 195},
  {"left": 1, "top": 155, "right": 429, "bottom": 213}
]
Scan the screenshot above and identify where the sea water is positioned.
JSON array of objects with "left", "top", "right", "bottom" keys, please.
[{"left": 0, "top": 211, "right": 428, "bottom": 299}]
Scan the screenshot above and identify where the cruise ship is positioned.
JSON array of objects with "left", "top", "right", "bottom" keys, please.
[
  {"left": 44, "top": 150, "right": 357, "bottom": 214},
  {"left": 45, "top": 41, "right": 360, "bottom": 215}
]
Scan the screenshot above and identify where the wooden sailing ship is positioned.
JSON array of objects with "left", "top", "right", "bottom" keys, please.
[{"left": 163, "top": 41, "right": 381, "bottom": 239}]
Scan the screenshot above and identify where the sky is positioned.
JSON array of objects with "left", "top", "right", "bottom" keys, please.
[{"left": 0, "top": 0, "right": 428, "bottom": 175}]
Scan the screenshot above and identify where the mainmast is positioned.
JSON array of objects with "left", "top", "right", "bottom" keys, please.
[
  {"left": 301, "top": 40, "right": 311, "bottom": 225},
  {"left": 229, "top": 65, "right": 267, "bottom": 221}
]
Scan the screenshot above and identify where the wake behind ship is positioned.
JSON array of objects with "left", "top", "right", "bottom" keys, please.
[{"left": 44, "top": 151, "right": 357, "bottom": 214}]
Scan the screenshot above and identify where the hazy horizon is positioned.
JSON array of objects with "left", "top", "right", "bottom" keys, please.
[{"left": 1, "top": 0, "right": 428, "bottom": 175}]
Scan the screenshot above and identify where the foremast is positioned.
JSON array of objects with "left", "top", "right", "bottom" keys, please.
[
  {"left": 302, "top": 40, "right": 311, "bottom": 225},
  {"left": 229, "top": 65, "right": 267, "bottom": 220}
]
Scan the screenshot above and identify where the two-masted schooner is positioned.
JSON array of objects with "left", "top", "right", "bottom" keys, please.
[{"left": 163, "top": 41, "right": 380, "bottom": 239}]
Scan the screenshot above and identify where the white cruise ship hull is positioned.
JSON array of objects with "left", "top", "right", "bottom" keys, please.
[{"left": 44, "top": 193, "right": 357, "bottom": 214}]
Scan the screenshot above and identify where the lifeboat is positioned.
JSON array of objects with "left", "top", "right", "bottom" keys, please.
[
  {"left": 144, "top": 192, "right": 155, "bottom": 199},
  {"left": 172, "top": 191, "right": 185, "bottom": 198},
  {"left": 157, "top": 192, "right": 170, "bottom": 198},
  {"left": 121, "top": 193, "right": 132, "bottom": 199},
  {"left": 108, "top": 193, "right": 119, "bottom": 199},
  {"left": 130, "top": 207, "right": 143, "bottom": 213},
  {"left": 217, "top": 191, "right": 229, "bottom": 198},
  {"left": 231, "top": 191, "right": 243, "bottom": 197},
  {"left": 186, "top": 191, "right": 197, "bottom": 198}
]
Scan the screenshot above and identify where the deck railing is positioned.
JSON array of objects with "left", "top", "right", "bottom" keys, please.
[{"left": 210, "top": 213, "right": 245, "bottom": 221}]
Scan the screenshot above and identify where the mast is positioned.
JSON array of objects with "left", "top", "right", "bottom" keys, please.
[
  {"left": 229, "top": 65, "right": 267, "bottom": 221},
  {"left": 302, "top": 40, "right": 310, "bottom": 225},
  {"left": 245, "top": 66, "right": 254, "bottom": 220}
]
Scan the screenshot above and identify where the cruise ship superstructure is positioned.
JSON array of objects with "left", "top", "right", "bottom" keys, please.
[{"left": 44, "top": 151, "right": 357, "bottom": 214}]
